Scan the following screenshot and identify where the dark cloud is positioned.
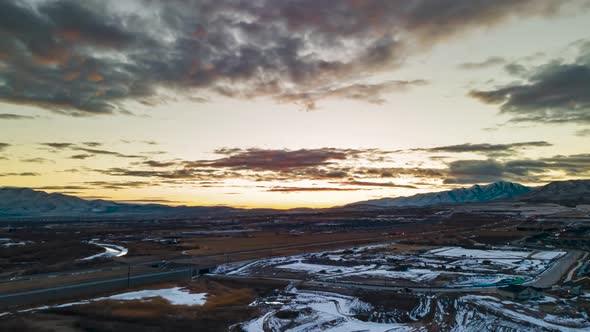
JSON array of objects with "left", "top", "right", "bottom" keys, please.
[
  {"left": 414, "top": 141, "right": 551, "bottom": 156},
  {"left": 70, "top": 154, "right": 94, "bottom": 160},
  {"left": 35, "top": 185, "right": 89, "bottom": 190},
  {"left": 444, "top": 159, "right": 505, "bottom": 184},
  {"left": 98, "top": 167, "right": 199, "bottom": 180},
  {"left": 339, "top": 180, "right": 417, "bottom": 189},
  {"left": 20, "top": 157, "right": 51, "bottom": 163},
  {"left": 470, "top": 42, "right": 590, "bottom": 124},
  {"left": 576, "top": 129, "right": 590, "bottom": 136},
  {"left": 139, "top": 160, "right": 178, "bottom": 168},
  {"left": 0, "top": 172, "right": 40, "bottom": 177},
  {"left": 0, "top": 113, "right": 35, "bottom": 120},
  {"left": 0, "top": 143, "right": 10, "bottom": 151},
  {"left": 84, "top": 181, "right": 154, "bottom": 190},
  {"left": 267, "top": 187, "right": 364, "bottom": 193},
  {"left": 188, "top": 148, "right": 357, "bottom": 171},
  {"left": 82, "top": 142, "right": 102, "bottom": 147},
  {"left": 88, "top": 145, "right": 590, "bottom": 191},
  {"left": 94, "top": 148, "right": 397, "bottom": 184},
  {"left": 116, "top": 198, "right": 179, "bottom": 204},
  {"left": 458, "top": 56, "right": 506, "bottom": 70},
  {"left": 504, "top": 63, "right": 528, "bottom": 76},
  {"left": 444, "top": 154, "right": 590, "bottom": 184},
  {"left": 1, "top": 0, "right": 584, "bottom": 115},
  {"left": 39, "top": 142, "right": 144, "bottom": 158},
  {"left": 41, "top": 142, "right": 74, "bottom": 149},
  {"left": 74, "top": 147, "right": 144, "bottom": 159}
]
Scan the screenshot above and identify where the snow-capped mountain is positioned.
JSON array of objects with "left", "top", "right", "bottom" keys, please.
[
  {"left": 0, "top": 187, "right": 241, "bottom": 218},
  {"left": 517, "top": 180, "right": 590, "bottom": 206},
  {"left": 350, "top": 181, "right": 531, "bottom": 207}
]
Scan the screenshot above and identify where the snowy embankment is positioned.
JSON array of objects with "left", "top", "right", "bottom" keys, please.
[
  {"left": 10, "top": 287, "right": 207, "bottom": 314},
  {"left": 456, "top": 295, "right": 590, "bottom": 332},
  {"left": 0, "top": 238, "right": 33, "bottom": 248},
  {"left": 241, "top": 287, "right": 414, "bottom": 332},
  {"left": 81, "top": 242, "right": 128, "bottom": 260}
]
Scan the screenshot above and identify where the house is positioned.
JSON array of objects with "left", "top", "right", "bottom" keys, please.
[{"left": 498, "top": 285, "right": 544, "bottom": 301}]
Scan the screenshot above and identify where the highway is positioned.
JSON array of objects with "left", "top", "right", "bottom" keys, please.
[
  {"left": 0, "top": 217, "right": 528, "bottom": 309},
  {"left": 527, "top": 250, "right": 583, "bottom": 288},
  {"left": 210, "top": 274, "right": 499, "bottom": 294},
  {"left": 0, "top": 234, "right": 393, "bottom": 284}
]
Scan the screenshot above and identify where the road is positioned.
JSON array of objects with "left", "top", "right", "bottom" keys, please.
[
  {"left": 0, "top": 235, "right": 393, "bottom": 284},
  {"left": 1, "top": 217, "right": 513, "bottom": 289},
  {"left": 527, "top": 250, "right": 583, "bottom": 288},
  {"left": 0, "top": 217, "right": 525, "bottom": 309},
  {"left": 0, "top": 267, "right": 195, "bottom": 309},
  {"left": 210, "top": 274, "right": 499, "bottom": 294},
  {"left": 565, "top": 252, "right": 588, "bottom": 282}
]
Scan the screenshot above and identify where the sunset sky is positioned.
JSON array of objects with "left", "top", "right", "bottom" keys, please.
[{"left": 1, "top": 0, "right": 590, "bottom": 208}]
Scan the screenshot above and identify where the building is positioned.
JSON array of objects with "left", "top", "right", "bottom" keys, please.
[{"left": 498, "top": 285, "right": 544, "bottom": 301}]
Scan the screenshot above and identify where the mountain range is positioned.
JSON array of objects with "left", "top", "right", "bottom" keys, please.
[
  {"left": 0, "top": 187, "right": 247, "bottom": 219},
  {"left": 350, "top": 181, "right": 532, "bottom": 207},
  {"left": 0, "top": 180, "right": 588, "bottom": 218}
]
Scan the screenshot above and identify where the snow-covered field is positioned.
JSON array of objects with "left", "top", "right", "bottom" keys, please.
[
  {"left": 220, "top": 245, "right": 567, "bottom": 288},
  {"left": 457, "top": 295, "right": 590, "bottom": 331},
  {"left": 0, "top": 238, "right": 33, "bottom": 248},
  {"left": 7, "top": 287, "right": 207, "bottom": 315},
  {"left": 428, "top": 247, "right": 532, "bottom": 259},
  {"left": 100, "top": 287, "right": 207, "bottom": 305},
  {"left": 239, "top": 286, "right": 590, "bottom": 332},
  {"left": 240, "top": 287, "right": 414, "bottom": 332}
]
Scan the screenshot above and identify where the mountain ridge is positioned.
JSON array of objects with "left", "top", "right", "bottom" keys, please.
[
  {"left": 1, "top": 179, "right": 589, "bottom": 218},
  {"left": 348, "top": 181, "right": 532, "bottom": 207},
  {"left": 0, "top": 187, "right": 249, "bottom": 218}
]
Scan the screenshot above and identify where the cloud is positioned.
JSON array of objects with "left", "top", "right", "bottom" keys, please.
[
  {"left": 89, "top": 145, "right": 590, "bottom": 192},
  {"left": 20, "top": 157, "right": 52, "bottom": 163},
  {"left": 278, "top": 80, "right": 428, "bottom": 110},
  {"left": 70, "top": 154, "right": 94, "bottom": 160},
  {"left": 1, "top": 0, "right": 585, "bottom": 115},
  {"left": 35, "top": 185, "right": 89, "bottom": 190},
  {"left": 444, "top": 159, "right": 505, "bottom": 184},
  {"left": 414, "top": 141, "right": 551, "bottom": 156},
  {"left": 470, "top": 41, "right": 590, "bottom": 124},
  {"left": 41, "top": 142, "right": 75, "bottom": 149},
  {"left": 444, "top": 153, "right": 590, "bottom": 184},
  {"left": 115, "top": 198, "right": 179, "bottom": 204},
  {"left": 83, "top": 181, "right": 154, "bottom": 190},
  {"left": 267, "top": 187, "right": 364, "bottom": 193},
  {"left": 189, "top": 148, "right": 357, "bottom": 171},
  {"left": 458, "top": 56, "right": 506, "bottom": 70},
  {"left": 139, "top": 160, "right": 178, "bottom": 168},
  {"left": 0, "top": 172, "right": 40, "bottom": 177},
  {"left": 39, "top": 142, "right": 144, "bottom": 158},
  {"left": 82, "top": 142, "right": 102, "bottom": 147},
  {"left": 74, "top": 147, "right": 144, "bottom": 159},
  {"left": 575, "top": 128, "right": 590, "bottom": 136},
  {"left": 0, "top": 113, "right": 35, "bottom": 120},
  {"left": 0, "top": 143, "right": 10, "bottom": 151},
  {"left": 339, "top": 180, "right": 418, "bottom": 189}
]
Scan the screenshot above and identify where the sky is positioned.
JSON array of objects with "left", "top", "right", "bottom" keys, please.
[{"left": 0, "top": 0, "right": 590, "bottom": 208}]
